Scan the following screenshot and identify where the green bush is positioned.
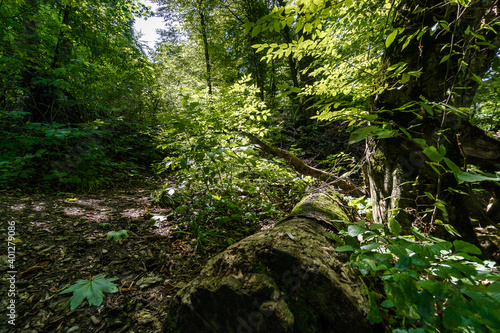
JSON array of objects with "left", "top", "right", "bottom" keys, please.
[
  {"left": 152, "top": 86, "right": 311, "bottom": 251},
  {"left": 153, "top": 155, "right": 312, "bottom": 251},
  {"left": 0, "top": 111, "right": 160, "bottom": 192},
  {"left": 336, "top": 218, "right": 500, "bottom": 332}
]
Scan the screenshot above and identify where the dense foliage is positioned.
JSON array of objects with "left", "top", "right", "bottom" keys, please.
[
  {"left": 2, "top": 0, "right": 499, "bottom": 331},
  {"left": 0, "top": 0, "right": 161, "bottom": 191}
]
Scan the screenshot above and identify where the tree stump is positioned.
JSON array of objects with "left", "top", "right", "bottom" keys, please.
[{"left": 163, "top": 193, "right": 378, "bottom": 333}]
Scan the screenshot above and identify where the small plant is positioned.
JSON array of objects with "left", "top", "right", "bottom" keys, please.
[
  {"left": 105, "top": 229, "right": 129, "bottom": 241},
  {"left": 336, "top": 220, "right": 500, "bottom": 332},
  {"left": 58, "top": 275, "right": 119, "bottom": 310}
]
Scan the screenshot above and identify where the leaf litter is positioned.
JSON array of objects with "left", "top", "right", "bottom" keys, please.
[{"left": 0, "top": 175, "right": 215, "bottom": 333}]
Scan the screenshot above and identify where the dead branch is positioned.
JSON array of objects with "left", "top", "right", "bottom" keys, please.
[{"left": 244, "top": 132, "right": 365, "bottom": 197}]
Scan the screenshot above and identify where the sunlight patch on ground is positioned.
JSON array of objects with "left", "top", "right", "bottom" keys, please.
[{"left": 9, "top": 204, "right": 26, "bottom": 211}]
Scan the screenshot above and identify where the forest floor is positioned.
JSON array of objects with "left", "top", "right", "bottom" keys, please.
[
  {"left": 1, "top": 172, "right": 499, "bottom": 333},
  {"left": 0, "top": 174, "right": 218, "bottom": 333}
]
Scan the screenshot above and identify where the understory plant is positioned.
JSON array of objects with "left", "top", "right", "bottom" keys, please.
[
  {"left": 0, "top": 111, "right": 160, "bottom": 192},
  {"left": 153, "top": 156, "right": 312, "bottom": 251},
  {"left": 336, "top": 218, "right": 500, "bottom": 332},
  {"left": 153, "top": 85, "right": 313, "bottom": 250}
]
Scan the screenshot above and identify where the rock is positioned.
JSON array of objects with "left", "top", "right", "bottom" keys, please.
[{"left": 163, "top": 193, "right": 380, "bottom": 333}]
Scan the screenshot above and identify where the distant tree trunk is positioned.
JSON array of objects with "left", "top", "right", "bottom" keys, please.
[
  {"left": 20, "top": 2, "right": 80, "bottom": 123},
  {"left": 365, "top": 1, "right": 500, "bottom": 245},
  {"left": 17, "top": 0, "right": 50, "bottom": 122},
  {"left": 278, "top": 0, "right": 301, "bottom": 112},
  {"left": 163, "top": 193, "right": 379, "bottom": 333},
  {"left": 294, "top": 49, "right": 315, "bottom": 126},
  {"left": 251, "top": 44, "right": 266, "bottom": 101},
  {"left": 199, "top": 8, "right": 213, "bottom": 95},
  {"left": 50, "top": 5, "right": 72, "bottom": 70}
]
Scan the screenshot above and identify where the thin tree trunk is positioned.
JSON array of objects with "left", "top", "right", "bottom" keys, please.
[
  {"left": 199, "top": 7, "right": 212, "bottom": 95},
  {"left": 245, "top": 133, "right": 364, "bottom": 197}
]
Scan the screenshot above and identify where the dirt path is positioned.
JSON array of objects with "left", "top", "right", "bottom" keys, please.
[{"left": 0, "top": 176, "right": 208, "bottom": 333}]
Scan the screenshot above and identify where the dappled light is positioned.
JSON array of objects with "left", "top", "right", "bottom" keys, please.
[{"left": 1, "top": 0, "right": 499, "bottom": 332}]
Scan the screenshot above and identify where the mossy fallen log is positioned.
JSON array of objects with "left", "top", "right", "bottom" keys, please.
[{"left": 163, "top": 193, "right": 379, "bottom": 333}]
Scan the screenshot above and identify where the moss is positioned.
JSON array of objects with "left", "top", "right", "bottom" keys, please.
[
  {"left": 252, "top": 260, "right": 268, "bottom": 275},
  {"left": 370, "top": 147, "right": 388, "bottom": 174},
  {"left": 288, "top": 193, "right": 349, "bottom": 231}
]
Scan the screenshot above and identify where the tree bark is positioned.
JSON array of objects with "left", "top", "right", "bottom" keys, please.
[
  {"left": 163, "top": 193, "right": 379, "bottom": 333},
  {"left": 198, "top": 2, "right": 213, "bottom": 95},
  {"left": 365, "top": 0, "right": 500, "bottom": 243}
]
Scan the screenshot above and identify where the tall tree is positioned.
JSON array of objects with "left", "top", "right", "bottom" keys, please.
[
  {"left": 0, "top": 0, "right": 152, "bottom": 122},
  {"left": 251, "top": 0, "right": 500, "bottom": 244},
  {"left": 156, "top": 0, "right": 217, "bottom": 94},
  {"left": 364, "top": 0, "right": 500, "bottom": 242}
]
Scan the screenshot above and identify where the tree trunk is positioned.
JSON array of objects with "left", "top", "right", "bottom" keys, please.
[
  {"left": 277, "top": 0, "right": 301, "bottom": 113},
  {"left": 294, "top": 19, "right": 316, "bottom": 127},
  {"left": 365, "top": 0, "right": 500, "bottom": 244},
  {"left": 198, "top": 5, "right": 213, "bottom": 95},
  {"left": 163, "top": 193, "right": 379, "bottom": 333}
]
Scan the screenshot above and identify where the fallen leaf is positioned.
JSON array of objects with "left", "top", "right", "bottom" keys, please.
[{"left": 18, "top": 261, "right": 50, "bottom": 277}]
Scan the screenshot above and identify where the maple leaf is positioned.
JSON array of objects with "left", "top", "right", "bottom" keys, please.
[{"left": 59, "top": 275, "right": 119, "bottom": 310}]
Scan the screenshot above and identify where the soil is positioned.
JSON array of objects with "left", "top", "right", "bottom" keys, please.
[{"left": 0, "top": 175, "right": 214, "bottom": 333}]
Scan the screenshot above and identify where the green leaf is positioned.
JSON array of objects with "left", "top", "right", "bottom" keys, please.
[
  {"left": 369, "top": 223, "right": 385, "bottom": 230},
  {"left": 443, "top": 158, "right": 461, "bottom": 175},
  {"left": 387, "top": 62, "right": 406, "bottom": 71},
  {"left": 252, "top": 25, "right": 261, "bottom": 38},
  {"left": 423, "top": 146, "right": 443, "bottom": 162},
  {"left": 386, "top": 29, "right": 399, "bottom": 48},
  {"left": 243, "top": 22, "right": 254, "bottom": 34},
  {"left": 456, "top": 171, "right": 500, "bottom": 184},
  {"left": 453, "top": 240, "right": 482, "bottom": 255},
  {"left": 335, "top": 245, "right": 354, "bottom": 252},
  {"left": 424, "top": 192, "right": 435, "bottom": 200},
  {"left": 347, "top": 224, "right": 367, "bottom": 237},
  {"left": 387, "top": 244, "right": 407, "bottom": 257},
  {"left": 444, "top": 224, "right": 461, "bottom": 237},
  {"left": 412, "top": 138, "right": 427, "bottom": 147},
  {"left": 398, "top": 127, "right": 412, "bottom": 139},
  {"left": 440, "top": 54, "right": 451, "bottom": 64},
  {"left": 59, "top": 275, "right": 118, "bottom": 310},
  {"left": 419, "top": 102, "right": 434, "bottom": 116},
  {"left": 411, "top": 227, "right": 426, "bottom": 241},
  {"left": 348, "top": 126, "right": 378, "bottom": 144},
  {"left": 487, "top": 282, "right": 500, "bottom": 301},
  {"left": 374, "top": 128, "right": 396, "bottom": 139},
  {"left": 367, "top": 291, "right": 382, "bottom": 323},
  {"left": 381, "top": 299, "right": 394, "bottom": 308},
  {"left": 105, "top": 230, "right": 129, "bottom": 241},
  {"left": 395, "top": 254, "right": 411, "bottom": 271},
  {"left": 273, "top": 21, "right": 280, "bottom": 32},
  {"left": 389, "top": 218, "right": 401, "bottom": 236},
  {"left": 361, "top": 242, "right": 381, "bottom": 251}
]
